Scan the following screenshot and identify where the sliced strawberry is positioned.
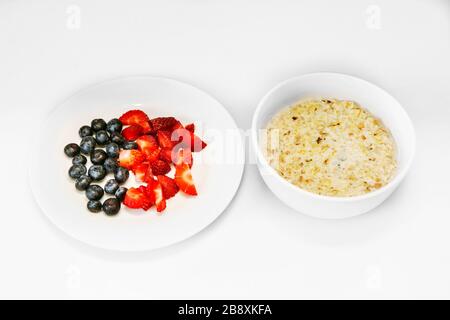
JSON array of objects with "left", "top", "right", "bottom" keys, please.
[
  {"left": 143, "top": 163, "right": 154, "bottom": 183},
  {"left": 136, "top": 135, "right": 158, "bottom": 156},
  {"left": 145, "top": 147, "right": 161, "bottom": 163},
  {"left": 172, "top": 128, "right": 206, "bottom": 152},
  {"left": 189, "top": 132, "right": 207, "bottom": 152},
  {"left": 145, "top": 179, "right": 166, "bottom": 212},
  {"left": 185, "top": 123, "right": 195, "bottom": 133},
  {"left": 118, "top": 149, "right": 145, "bottom": 169},
  {"left": 119, "top": 110, "right": 152, "bottom": 132},
  {"left": 175, "top": 163, "right": 198, "bottom": 195},
  {"left": 173, "top": 147, "right": 193, "bottom": 167},
  {"left": 132, "top": 162, "right": 149, "bottom": 182},
  {"left": 150, "top": 117, "right": 177, "bottom": 132},
  {"left": 159, "top": 148, "right": 173, "bottom": 163},
  {"left": 151, "top": 159, "right": 171, "bottom": 176},
  {"left": 157, "top": 130, "right": 176, "bottom": 149},
  {"left": 122, "top": 125, "right": 144, "bottom": 141},
  {"left": 123, "top": 187, "right": 153, "bottom": 211},
  {"left": 157, "top": 175, "right": 179, "bottom": 199}
]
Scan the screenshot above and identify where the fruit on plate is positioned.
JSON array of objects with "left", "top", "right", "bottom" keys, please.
[{"left": 64, "top": 109, "right": 206, "bottom": 216}]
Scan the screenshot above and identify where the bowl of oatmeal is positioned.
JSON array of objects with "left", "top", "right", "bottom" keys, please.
[{"left": 251, "top": 73, "right": 415, "bottom": 219}]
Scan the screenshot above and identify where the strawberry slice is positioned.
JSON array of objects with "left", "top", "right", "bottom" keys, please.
[
  {"left": 150, "top": 117, "right": 177, "bottom": 132},
  {"left": 122, "top": 125, "right": 144, "bottom": 141},
  {"left": 157, "top": 175, "right": 179, "bottom": 199},
  {"left": 145, "top": 147, "right": 161, "bottom": 163},
  {"left": 123, "top": 187, "right": 153, "bottom": 211},
  {"left": 120, "top": 110, "right": 152, "bottom": 132},
  {"left": 132, "top": 162, "right": 149, "bottom": 182},
  {"left": 185, "top": 123, "right": 195, "bottom": 133},
  {"left": 145, "top": 179, "right": 166, "bottom": 212},
  {"left": 118, "top": 149, "right": 145, "bottom": 169},
  {"left": 172, "top": 128, "right": 206, "bottom": 152},
  {"left": 136, "top": 135, "right": 158, "bottom": 156},
  {"left": 175, "top": 163, "right": 198, "bottom": 195},
  {"left": 159, "top": 148, "right": 173, "bottom": 163},
  {"left": 143, "top": 163, "right": 154, "bottom": 183},
  {"left": 157, "top": 130, "right": 176, "bottom": 149},
  {"left": 173, "top": 147, "right": 193, "bottom": 167},
  {"left": 189, "top": 132, "right": 207, "bottom": 152},
  {"left": 151, "top": 159, "right": 171, "bottom": 176}
]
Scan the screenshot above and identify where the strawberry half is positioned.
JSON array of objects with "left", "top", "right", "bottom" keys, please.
[
  {"left": 151, "top": 159, "right": 171, "bottom": 176},
  {"left": 175, "top": 163, "right": 198, "bottom": 195},
  {"left": 118, "top": 149, "right": 145, "bottom": 169},
  {"left": 150, "top": 117, "right": 178, "bottom": 132},
  {"left": 145, "top": 179, "right": 166, "bottom": 212},
  {"left": 119, "top": 110, "right": 152, "bottom": 132},
  {"left": 123, "top": 187, "right": 153, "bottom": 211},
  {"left": 157, "top": 175, "right": 179, "bottom": 199},
  {"left": 157, "top": 130, "right": 176, "bottom": 149},
  {"left": 122, "top": 125, "right": 144, "bottom": 141},
  {"left": 136, "top": 135, "right": 158, "bottom": 156},
  {"left": 132, "top": 162, "right": 149, "bottom": 182}
]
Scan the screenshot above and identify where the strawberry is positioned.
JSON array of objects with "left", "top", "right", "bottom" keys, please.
[
  {"left": 185, "top": 123, "right": 195, "bottom": 133},
  {"left": 132, "top": 162, "right": 149, "bottom": 182},
  {"left": 143, "top": 163, "right": 154, "bottom": 183},
  {"left": 119, "top": 110, "right": 152, "bottom": 132},
  {"left": 172, "top": 128, "right": 206, "bottom": 152},
  {"left": 145, "top": 179, "right": 166, "bottom": 212},
  {"left": 157, "top": 175, "right": 179, "bottom": 199},
  {"left": 136, "top": 135, "right": 158, "bottom": 156},
  {"left": 173, "top": 147, "right": 193, "bottom": 167},
  {"left": 150, "top": 117, "right": 177, "bottom": 132},
  {"left": 118, "top": 149, "right": 145, "bottom": 169},
  {"left": 123, "top": 187, "right": 153, "bottom": 211},
  {"left": 189, "top": 132, "right": 207, "bottom": 152},
  {"left": 122, "top": 125, "right": 144, "bottom": 141},
  {"left": 145, "top": 147, "right": 161, "bottom": 163},
  {"left": 175, "top": 163, "right": 198, "bottom": 195},
  {"left": 151, "top": 159, "right": 171, "bottom": 176},
  {"left": 157, "top": 130, "right": 176, "bottom": 149},
  {"left": 159, "top": 148, "right": 173, "bottom": 163}
]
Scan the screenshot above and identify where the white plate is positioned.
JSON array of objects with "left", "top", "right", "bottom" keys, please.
[{"left": 29, "top": 76, "right": 245, "bottom": 251}]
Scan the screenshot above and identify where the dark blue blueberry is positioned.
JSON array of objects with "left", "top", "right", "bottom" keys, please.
[
  {"left": 91, "top": 119, "right": 107, "bottom": 132},
  {"left": 79, "top": 125, "right": 93, "bottom": 138},
  {"left": 87, "top": 200, "right": 102, "bottom": 213},
  {"left": 102, "top": 198, "right": 121, "bottom": 216},
  {"left": 68, "top": 164, "right": 86, "bottom": 179},
  {"left": 88, "top": 165, "right": 106, "bottom": 181},
  {"left": 110, "top": 132, "right": 125, "bottom": 146},
  {"left": 95, "top": 130, "right": 110, "bottom": 145},
  {"left": 72, "top": 154, "right": 87, "bottom": 165},
  {"left": 64, "top": 143, "right": 80, "bottom": 157},
  {"left": 90, "top": 149, "right": 107, "bottom": 165},
  {"left": 114, "top": 167, "right": 129, "bottom": 184},
  {"left": 115, "top": 187, "right": 128, "bottom": 202},
  {"left": 105, "top": 143, "right": 120, "bottom": 158},
  {"left": 104, "top": 179, "right": 119, "bottom": 195},
  {"left": 86, "top": 184, "right": 104, "bottom": 201},
  {"left": 107, "top": 119, "right": 123, "bottom": 134},
  {"left": 75, "top": 175, "right": 92, "bottom": 191},
  {"left": 122, "top": 141, "right": 138, "bottom": 150},
  {"left": 80, "top": 136, "right": 96, "bottom": 155},
  {"left": 103, "top": 158, "right": 118, "bottom": 174}
]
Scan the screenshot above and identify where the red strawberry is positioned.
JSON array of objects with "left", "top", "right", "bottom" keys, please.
[
  {"left": 118, "top": 149, "right": 145, "bottom": 169},
  {"left": 151, "top": 159, "right": 171, "bottom": 176},
  {"left": 122, "top": 125, "right": 144, "bottom": 141},
  {"left": 150, "top": 117, "right": 177, "bottom": 132},
  {"left": 185, "top": 123, "right": 195, "bottom": 133},
  {"left": 189, "top": 132, "right": 207, "bottom": 152},
  {"left": 159, "top": 148, "right": 173, "bottom": 163},
  {"left": 143, "top": 163, "right": 154, "bottom": 183},
  {"left": 132, "top": 162, "right": 149, "bottom": 182},
  {"left": 157, "top": 175, "right": 179, "bottom": 199},
  {"left": 175, "top": 163, "right": 198, "bottom": 195},
  {"left": 145, "top": 147, "right": 161, "bottom": 163},
  {"left": 173, "top": 147, "right": 193, "bottom": 167},
  {"left": 136, "top": 135, "right": 158, "bottom": 156},
  {"left": 145, "top": 179, "right": 166, "bottom": 212},
  {"left": 119, "top": 110, "right": 152, "bottom": 132},
  {"left": 172, "top": 128, "right": 206, "bottom": 152},
  {"left": 157, "top": 130, "right": 176, "bottom": 149},
  {"left": 123, "top": 187, "right": 153, "bottom": 211}
]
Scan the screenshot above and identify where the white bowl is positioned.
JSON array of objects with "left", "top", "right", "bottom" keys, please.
[{"left": 251, "top": 73, "right": 416, "bottom": 219}]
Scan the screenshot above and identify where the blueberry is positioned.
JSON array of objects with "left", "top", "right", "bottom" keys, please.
[
  {"left": 102, "top": 198, "right": 121, "bottom": 216},
  {"left": 79, "top": 125, "right": 93, "bottom": 138},
  {"left": 104, "top": 179, "right": 119, "bottom": 195},
  {"left": 88, "top": 165, "right": 106, "bottom": 181},
  {"left": 115, "top": 187, "right": 128, "bottom": 202},
  {"left": 87, "top": 200, "right": 102, "bottom": 213},
  {"left": 103, "top": 158, "right": 118, "bottom": 174},
  {"left": 80, "top": 136, "right": 96, "bottom": 155},
  {"left": 75, "top": 175, "right": 92, "bottom": 191},
  {"left": 95, "top": 130, "right": 110, "bottom": 145},
  {"left": 72, "top": 154, "right": 87, "bottom": 165},
  {"left": 105, "top": 143, "right": 120, "bottom": 158},
  {"left": 122, "top": 141, "right": 138, "bottom": 150},
  {"left": 86, "top": 185, "right": 104, "bottom": 201},
  {"left": 114, "top": 167, "right": 129, "bottom": 184},
  {"left": 110, "top": 132, "right": 125, "bottom": 146},
  {"left": 90, "top": 149, "right": 107, "bottom": 165},
  {"left": 68, "top": 164, "right": 87, "bottom": 179},
  {"left": 107, "top": 119, "right": 123, "bottom": 134},
  {"left": 91, "top": 119, "right": 107, "bottom": 132},
  {"left": 64, "top": 143, "right": 80, "bottom": 157}
]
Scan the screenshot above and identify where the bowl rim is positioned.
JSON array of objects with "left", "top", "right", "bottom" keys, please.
[{"left": 251, "top": 72, "right": 416, "bottom": 203}]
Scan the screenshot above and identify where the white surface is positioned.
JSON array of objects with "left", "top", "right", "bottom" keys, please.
[
  {"left": 252, "top": 73, "right": 415, "bottom": 219},
  {"left": 0, "top": 0, "right": 449, "bottom": 299},
  {"left": 30, "top": 76, "right": 244, "bottom": 251}
]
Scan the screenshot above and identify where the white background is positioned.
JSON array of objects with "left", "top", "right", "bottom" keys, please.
[{"left": 0, "top": 0, "right": 449, "bottom": 299}]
